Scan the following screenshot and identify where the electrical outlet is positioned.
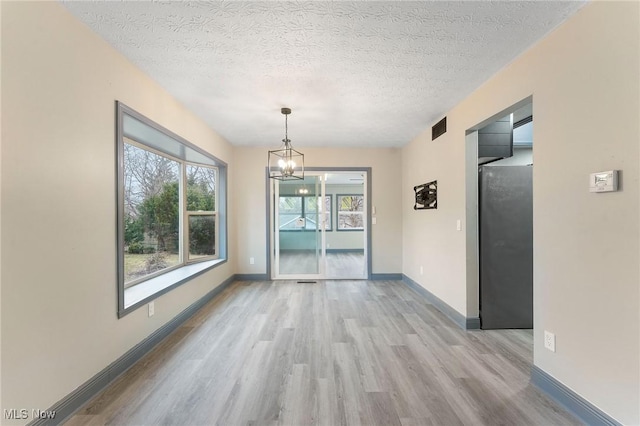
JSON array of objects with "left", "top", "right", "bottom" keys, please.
[
  {"left": 420, "top": 266, "right": 424, "bottom": 275},
  {"left": 148, "top": 301, "right": 155, "bottom": 317},
  {"left": 249, "top": 257, "right": 255, "bottom": 265},
  {"left": 544, "top": 330, "right": 555, "bottom": 352},
  {"left": 456, "top": 219, "right": 461, "bottom": 231}
]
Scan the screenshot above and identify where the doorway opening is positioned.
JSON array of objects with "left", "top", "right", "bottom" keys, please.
[
  {"left": 465, "top": 98, "right": 534, "bottom": 330},
  {"left": 268, "top": 168, "right": 371, "bottom": 280}
]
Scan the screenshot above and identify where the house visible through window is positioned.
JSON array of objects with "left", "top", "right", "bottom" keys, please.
[
  {"left": 117, "top": 102, "right": 227, "bottom": 317},
  {"left": 279, "top": 195, "right": 332, "bottom": 231}
]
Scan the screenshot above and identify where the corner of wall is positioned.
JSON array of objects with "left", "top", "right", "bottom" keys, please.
[{"left": 0, "top": 0, "right": 4, "bottom": 413}]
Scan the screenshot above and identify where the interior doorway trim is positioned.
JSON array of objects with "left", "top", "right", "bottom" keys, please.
[
  {"left": 464, "top": 95, "right": 533, "bottom": 326},
  {"left": 265, "top": 167, "right": 373, "bottom": 280}
]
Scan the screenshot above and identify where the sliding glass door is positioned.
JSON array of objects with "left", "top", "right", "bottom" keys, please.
[
  {"left": 270, "top": 170, "right": 369, "bottom": 280},
  {"left": 273, "top": 175, "right": 325, "bottom": 278}
]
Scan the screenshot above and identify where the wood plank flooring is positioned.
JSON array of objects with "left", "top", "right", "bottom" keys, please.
[
  {"left": 278, "top": 252, "right": 366, "bottom": 279},
  {"left": 66, "top": 280, "right": 578, "bottom": 426},
  {"left": 325, "top": 252, "right": 366, "bottom": 280}
]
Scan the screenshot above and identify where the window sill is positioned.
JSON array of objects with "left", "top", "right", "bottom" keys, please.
[
  {"left": 280, "top": 229, "right": 333, "bottom": 232},
  {"left": 121, "top": 259, "right": 226, "bottom": 317}
]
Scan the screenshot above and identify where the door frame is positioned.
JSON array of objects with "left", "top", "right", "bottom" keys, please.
[
  {"left": 465, "top": 95, "right": 533, "bottom": 326},
  {"left": 266, "top": 167, "right": 373, "bottom": 280}
]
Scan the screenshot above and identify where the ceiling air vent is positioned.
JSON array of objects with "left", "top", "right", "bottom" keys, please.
[{"left": 432, "top": 117, "right": 447, "bottom": 140}]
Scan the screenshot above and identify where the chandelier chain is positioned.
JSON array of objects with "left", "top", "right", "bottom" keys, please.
[{"left": 284, "top": 113, "right": 289, "bottom": 143}]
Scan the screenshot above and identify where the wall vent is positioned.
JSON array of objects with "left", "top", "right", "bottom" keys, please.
[{"left": 432, "top": 117, "right": 447, "bottom": 140}]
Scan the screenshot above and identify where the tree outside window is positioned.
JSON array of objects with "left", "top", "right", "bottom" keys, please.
[
  {"left": 123, "top": 142, "right": 181, "bottom": 285},
  {"left": 122, "top": 140, "right": 217, "bottom": 287},
  {"left": 337, "top": 195, "right": 364, "bottom": 230},
  {"left": 186, "top": 164, "right": 216, "bottom": 260}
]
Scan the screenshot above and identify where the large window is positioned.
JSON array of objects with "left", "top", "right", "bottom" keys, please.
[
  {"left": 123, "top": 142, "right": 182, "bottom": 285},
  {"left": 117, "top": 102, "right": 227, "bottom": 317},
  {"left": 279, "top": 195, "right": 332, "bottom": 231},
  {"left": 337, "top": 194, "right": 364, "bottom": 230}
]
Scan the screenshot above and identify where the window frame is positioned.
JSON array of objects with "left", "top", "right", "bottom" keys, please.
[
  {"left": 278, "top": 194, "right": 332, "bottom": 232},
  {"left": 184, "top": 162, "right": 218, "bottom": 262},
  {"left": 336, "top": 194, "right": 365, "bottom": 231},
  {"left": 116, "top": 102, "right": 227, "bottom": 318}
]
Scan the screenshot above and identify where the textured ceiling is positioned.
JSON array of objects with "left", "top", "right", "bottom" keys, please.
[{"left": 61, "top": 1, "right": 586, "bottom": 148}]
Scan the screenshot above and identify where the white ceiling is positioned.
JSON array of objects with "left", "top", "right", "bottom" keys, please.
[{"left": 61, "top": 1, "right": 585, "bottom": 148}]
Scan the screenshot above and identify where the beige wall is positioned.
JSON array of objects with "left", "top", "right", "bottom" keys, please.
[
  {"left": 1, "top": 2, "right": 235, "bottom": 422},
  {"left": 0, "top": 0, "right": 4, "bottom": 414},
  {"left": 402, "top": 122, "right": 469, "bottom": 315},
  {"left": 402, "top": 2, "right": 639, "bottom": 423},
  {"left": 234, "top": 146, "right": 402, "bottom": 276}
]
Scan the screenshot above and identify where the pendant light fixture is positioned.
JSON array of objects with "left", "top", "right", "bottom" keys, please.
[{"left": 268, "top": 107, "right": 304, "bottom": 180}]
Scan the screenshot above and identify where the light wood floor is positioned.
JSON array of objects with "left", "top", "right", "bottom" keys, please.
[
  {"left": 66, "top": 280, "right": 578, "bottom": 426},
  {"left": 325, "top": 252, "right": 365, "bottom": 279},
  {"left": 279, "top": 251, "right": 366, "bottom": 279}
]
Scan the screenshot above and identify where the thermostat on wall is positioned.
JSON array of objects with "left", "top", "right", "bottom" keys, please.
[{"left": 589, "top": 170, "right": 618, "bottom": 193}]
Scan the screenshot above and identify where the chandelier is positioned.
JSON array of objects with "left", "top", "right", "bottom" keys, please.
[{"left": 268, "top": 108, "right": 304, "bottom": 180}]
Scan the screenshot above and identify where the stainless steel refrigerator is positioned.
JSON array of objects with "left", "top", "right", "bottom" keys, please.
[{"left": 479, "top": 165, "right": 533, "bottom": 329}]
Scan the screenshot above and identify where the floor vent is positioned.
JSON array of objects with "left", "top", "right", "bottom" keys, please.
[
  {"left": 432, "top": 116, "right": 447, "bottom": 140},
  {"left": 297, "top": 281, "right": 317, "bottom": 284}
]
